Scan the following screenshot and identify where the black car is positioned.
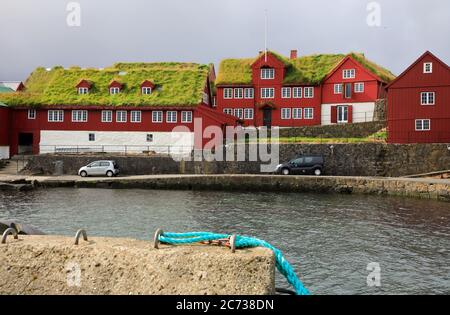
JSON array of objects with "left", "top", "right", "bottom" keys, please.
[{"left": 276, "top": 155, "right": 324, "bottom": 176}]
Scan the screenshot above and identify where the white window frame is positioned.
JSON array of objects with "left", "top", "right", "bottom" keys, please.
[
  {"left": 337, "top": 106, "right": 349, "bottom": 123},
  {"left": 261, "top": 88, "right": 275, "bottom": 99},
  {"left": 142, "top": 87, "right": 152, "bottom": 95},
  {"left": 293, "top": 87, "right": 302, "bottom": 98},
  {"left": 421, "top": 92, "right": 435, "bottom": 105},
  {"left": 233, "top": 108, "right": 243, "bottom": 119},
  {"left": 304, "top": 87, "right": 314, "bottom": 98},
  {"left": 415, "top": 119, "right": 431, "bottom": 131},
  {"left": 166, "top": 111, "right": 177, "bottom": 123},
  {"left": 101, "top": 110, "right": 113, "bottom": 123},
  {"left": 116, "top": 110, "right": 127, "bottom": 123},
  {"left": 281, "top": 108, "right": 291, "bottom": 120},
  {"left": 110, "top": 87, "right": 120, "bottom": 95},
  {"left": 354, "top": 82, "right": 364, "bottom": 93},
  {"left": 181, "top": 111, "right": 193, "bottom": 123},
  {"left": 423, "top": 62, "right": 433, "bottom": 74},
  {"left": 234, "top": 88, "right": 243, "bottom": 99},
  {"left": 304, "top": 108, "right": 314, "bottom": 120},
  {"left": 334, "top": 84, "right": 343, "bottom": 94},
  {"left": 48, "top": 110, "right": 64, "bottom": 122},
  {"left": 71, "top": 110, "right": 88, "bottom": 122},
  {"left": 261, "top": 68, "right": 275, "bottom": 80},
  {"left": 293, "top": 108, "right": 302, "bottom": 119},
  {"left": 223, "top": 108, "right": 233, "bottom": 115},
  {"left": 28, "top": 109, "right": 36, "bottom": 120},
  {"left": 343, "top": 69, "right": 356, "bottom": 79},
  {"left": 281, "top": 87, "right": 291, "bottom": 99},
  {"left": 244, "top": 88, "right": 254, "bottom": 99},
  {"left": 223, "top": 88, "right": 233, "bottom": 99},
  {"left": 244, "top": 108, "right": 254, "bottom": 120},
  {"left": 130, "top": 110, "right": 142, "bottom": 123},
  {"left": 152, "top": 111, "right": 163, "bottom": 123},
  {"left": 78, "top": 87, "right": 89, "bottom": 95}
]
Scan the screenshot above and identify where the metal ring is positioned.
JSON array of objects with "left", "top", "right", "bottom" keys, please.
[
  {"left": 1, "top": 228, "right": 19, "bottom": 244},
  {"left": 229, "top": 234, "right": 236, "bottom": 253},
  {"left": 74, "top": 229, "right": 88, "bottom": 245},
  {"left": 153, "top": 228, "right": 164, "bottom": 249}
]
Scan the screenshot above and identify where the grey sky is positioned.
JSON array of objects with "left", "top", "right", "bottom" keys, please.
[{"left": 1, "top": 0, "right": 449, "bottom": 81}]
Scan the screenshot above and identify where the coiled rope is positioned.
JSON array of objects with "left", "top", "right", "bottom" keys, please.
[{"left": 158, "top": 231, "right": 310, "bottom": 295}]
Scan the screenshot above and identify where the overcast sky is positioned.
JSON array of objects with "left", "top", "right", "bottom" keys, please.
[{"left": 1, "top": 0, "right": 449, "bottom": 81}]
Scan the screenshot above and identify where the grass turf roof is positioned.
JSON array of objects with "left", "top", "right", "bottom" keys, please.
[
  {"left": 216, "top": 51, "right": 396, "bottom": 86},
  {"left": 0, "top": 63, "right": 209, "bottom": 107}
]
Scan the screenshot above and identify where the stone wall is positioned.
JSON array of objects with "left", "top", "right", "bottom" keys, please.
[
  {"left": 373, "top": 99, "right": 387, "bottom": 122},
  {"left": 278, "top": 121, "right": 386, "bottom": 139},
  {"left": 23, "top": 143, "right": 450, "bottom": 177}
]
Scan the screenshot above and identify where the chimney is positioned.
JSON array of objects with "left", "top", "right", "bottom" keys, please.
[{"left": 290, "top": 50, "right": 298, "bottom": 60}]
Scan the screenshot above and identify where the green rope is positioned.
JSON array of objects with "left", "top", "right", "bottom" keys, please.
[{"left": 158, "top": 231, "right": 310, "bottom": 295}]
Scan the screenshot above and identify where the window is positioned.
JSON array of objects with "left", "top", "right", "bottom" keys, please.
[
  {"left": 304, "top": 108, "right": 314, "bottom": 119},
  {"left": 244, "top": 88, "right": 254, "bottom": 99},
  {"left": 354, "top": 83, "right": 364, "bottom": 93},
  {"left": 424, "top": 62, "right": 433, "bottom": 74},
  {"left": 421, "top": 92, "right": 435, "bottom": 105},
  {"left": 344, "top": 83, "right": 352, "bottom": 99},
  {"left": 261, "top": 88, "right": 274, "bottom": 99},
  {"left": 78, "top": 87, "right": 89, "bottom": 95},
  {"left": 261, "top": 68, "right": 275, "bottom": 79},
  {"left": 233, "top": 108, "right": 243, "bottom": 119},
  {"left": 116, "top": 110, "right": 127, "bottom": 123},
  {"left": 293, "top": 108, "right": 302, "bottom": 119},
  {"left": 131, "top": 111, "right": 142, "bottom": 123},
  {"left": 343, "top": 69, "right": 356, "bottom": 79},
  {"left": 234, "top": 88, "right": 243, "bottom": 99},
  {"left": 101, "top": 110, "right": 112, "bottom": 122},
  {"left": 244, "top": 108, "right": 254, "bottom": 120},
  {"left": 334, "top": 84, "right": 343, "bottom": 94},
  {"left": 142, "top": 87, "right": 152, "bottom": 95},
  {"left": 282, "top": 87, "right": 291, "bottom": 98},
  {"left": 166, "top": 111, "right": 177, "bottom": 123},
  {"left": 304, "top": 87, "right": 314, "bottom": 98},
  {"left": 202, "top": 92, "right": 210, "bottom": 104},
  {"left": 110, "top": 87, "right": 120, "bottom": 95},
  {"left": 89, "top": 133, "right": 95, "bottom": 142},
  {"left": 223, "top": 108, "right": 233, "bottom": 115},
  {"left": 146, "top": 134, "right": 153, "bottom": 142},
  {"left": 281, "top": 108, "right": 291, "bottom": 120},
  {"left": 415, "top": 119, "right": 431, "bottom": 131},
  {"left": 28, "top": 109, "right": 36, "bottom": 120},
  {"left": 337, "top": 106, "right": 348, "bottom": 123},
  {"left": 152, "top": 111, "right": 163, "bottom": 123},
  {"left": 48, "top": 110, "right": 64, "bottom": 122},
  {"left": 181, "top": 111, "right": 193, "bottom": 123},
  {"left": 293, "top": 87, "right": 302, "bottom": 98},
  {"left": 72, "top": 110, "right": 88, "bottom": 122},
  {"left": 224, "top": 88, "right": 233, "bottom": 99}
]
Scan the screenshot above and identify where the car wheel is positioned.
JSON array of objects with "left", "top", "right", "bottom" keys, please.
[
  {"left": 106, "top": 171, "right": 114, "bottom": 177},
  {"left": 314, "top": 168, "right": 322, "bottom": 176},
  {"left": 281, "top": 168, "right": 290, "bottom": 176},
  {"left": 80, "top": 171, "right": 87, "bottom": 177}
]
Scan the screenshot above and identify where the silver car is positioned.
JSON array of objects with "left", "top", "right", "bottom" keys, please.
[{"left": 78, "top": 160, "right": 120, "bottom": 177}]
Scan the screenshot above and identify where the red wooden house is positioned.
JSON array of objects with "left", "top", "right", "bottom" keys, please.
[{"left": 387, "top": 51, "right": 450, "bottom": 143}]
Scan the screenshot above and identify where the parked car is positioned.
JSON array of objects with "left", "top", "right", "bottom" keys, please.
[
  {"left": 276, "top": 155, "right": 324, "bottom": 176},
  {"left": 78, "top": 160, "right": 120, "bottom": 177}
]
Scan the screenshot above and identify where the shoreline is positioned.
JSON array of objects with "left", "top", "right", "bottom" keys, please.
[{"left": 1, "top": 174, "right": 449, "bottom": 202}]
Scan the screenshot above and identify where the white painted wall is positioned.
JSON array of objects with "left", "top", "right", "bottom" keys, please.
[
  {"left": 321, "top": 102, "right": 375, "bottom": 125},
  {"left": 0, "top": 146, "right": 10, "bottom": 159},
  {"left": 39, "top": 131, "right": 194, "bottom": 155}
]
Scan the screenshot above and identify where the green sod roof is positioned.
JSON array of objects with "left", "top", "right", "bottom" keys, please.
[
  {"left": 0, "top": 63, "right": 210, "bottom": 107},
  {"left": 216, "top": 51, "right": 396, "bottom": 86}
]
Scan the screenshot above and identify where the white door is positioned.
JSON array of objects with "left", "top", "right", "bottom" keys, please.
[{"left": 337, "top": 106, "right": 348, "bottom": 123}]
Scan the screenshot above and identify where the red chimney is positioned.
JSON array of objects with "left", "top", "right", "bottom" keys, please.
[{"left": 290, "top": 50, "right": 298, "bottom": 60}]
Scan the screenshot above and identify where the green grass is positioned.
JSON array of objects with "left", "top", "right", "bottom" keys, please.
[
  {"left": 0, "top": 63, "right": 210, "bottom": 107},
  {"left": 216, "top": 51, "right": 396, "bottom": 86}
]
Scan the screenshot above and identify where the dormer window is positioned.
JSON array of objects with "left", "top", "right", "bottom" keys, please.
[
  {"left": 261, "top": 68, "right": 275, "bottom": 80},
  {"left": 141, "top": 80, "right": 155, "bottom": 95},
  {"left": 110, "top": 87, "right": 120, "bottom": 95},
  {"left": 78, "top": 87, "right": 89, "bottom": 94},
  {"left": 76, "top": 79, "right": 92, "bottom": 95},
  {"left": 109, "top": 81, "right": 122, "bottom": 95},
  {"left": 424, "top": 62, "right": 433, "bottom": 73}
]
